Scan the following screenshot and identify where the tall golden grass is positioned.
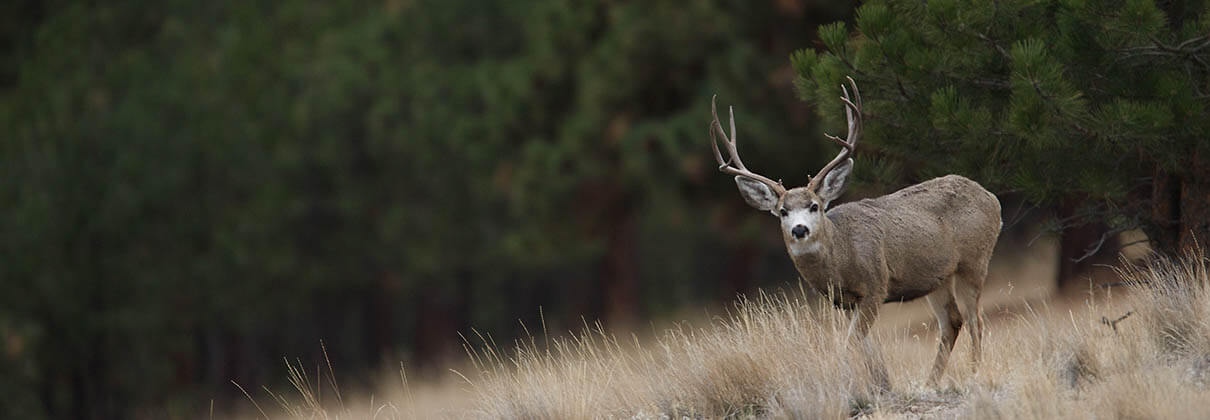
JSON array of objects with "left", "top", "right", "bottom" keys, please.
[{"left": 256, "top": 248, "right": 1210, "bottom": 419}]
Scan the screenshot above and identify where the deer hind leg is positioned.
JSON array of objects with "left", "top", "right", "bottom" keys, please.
[
  {"left": 953, "top": 264, "right": 986, "bottom": 369},
  {"left": 925, "top": 285, "right": 963, "bottom": 386}
]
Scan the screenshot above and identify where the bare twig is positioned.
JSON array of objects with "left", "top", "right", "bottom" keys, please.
[
  {"left": 1101, "top": 280, "right": 1150, "bottom": 289},
  {"left": 1004, "top": 201, "right": 1038, "bottom": 232},
  {"left": 1100, "top": 311, "right": 1133, "bottom": 334},
  {"left": 1072, "top": 224, "right": 1135, "bottom": 263}
]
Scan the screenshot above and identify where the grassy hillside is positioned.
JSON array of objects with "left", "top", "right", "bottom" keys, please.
[{"left": 254, "top": 247, "right": 1210, "bottom": 419}]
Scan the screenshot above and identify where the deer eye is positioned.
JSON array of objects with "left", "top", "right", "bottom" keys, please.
[
  {"left": 779, "top": 208, "right": 788, "bottom": 217},
  {"left": 810, "top": 203, "right": 820, "bottom": 212}
]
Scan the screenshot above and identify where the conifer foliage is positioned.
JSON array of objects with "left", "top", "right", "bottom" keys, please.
[{"left": 793, "top": 0, "right": 1210, "bottom": 254}]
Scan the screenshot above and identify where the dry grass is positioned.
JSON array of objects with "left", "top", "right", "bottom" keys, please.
[{"left": 257, "top": 247, "right": 1210, "bottom": 419}]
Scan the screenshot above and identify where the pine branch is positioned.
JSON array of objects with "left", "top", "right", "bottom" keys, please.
[
  {"left": 977, "top": 33, "right": 1012, "bottom": 61},
  {"left": 866, "top": 31, "right": 917, "bottom": 101},
  {"left": 1027, "top": 78, "right": 1095, "bottom": 139},
  {"left": 1115, "top": 35, "right": 1210, "bottom": 70}
]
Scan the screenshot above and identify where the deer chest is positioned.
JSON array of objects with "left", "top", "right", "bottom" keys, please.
[{"left": 829, "top": 288, "right": 862, "bottom": 311}]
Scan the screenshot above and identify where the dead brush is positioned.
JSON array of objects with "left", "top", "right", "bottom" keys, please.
[
  {"left": 1118, "top": 248, "right": 1210, "bottom": 358},
  {"left": 453, "top": 290, "right": 888, "bottom": 419}
]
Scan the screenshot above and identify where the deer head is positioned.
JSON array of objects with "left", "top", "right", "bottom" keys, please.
[{"left": 710, "top": 77, "right": 862, "bottom": 256}]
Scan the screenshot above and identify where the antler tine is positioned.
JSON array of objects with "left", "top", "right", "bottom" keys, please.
[
  {"left": 808, "top": 77, "right": 862, "bottom": 192},
  {"left": 710, "top": 97, "right": 743, "bottom": 170},
  {"left": 710, "top": 95, "right": 786, "bottom": 195},
  {"left": 852, "top": 75, "right": 863, "bottom": 110}
]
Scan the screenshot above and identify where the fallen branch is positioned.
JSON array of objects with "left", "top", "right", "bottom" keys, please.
[{"left": 1100, "top": 311, "right": 1133, "bottom": 334}]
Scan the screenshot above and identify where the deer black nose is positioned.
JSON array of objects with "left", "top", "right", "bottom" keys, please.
[{"left": 791, "top": 225, "right": 809, "bottom": 239}]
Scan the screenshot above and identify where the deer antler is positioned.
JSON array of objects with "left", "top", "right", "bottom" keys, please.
[
  {"left": 807, "top": 76, "right": 862, "bottom": 192},
  {"left": 710, "top": 95, "right": 786, "bottom": 196}
]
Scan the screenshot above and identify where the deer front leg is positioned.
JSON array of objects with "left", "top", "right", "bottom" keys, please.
[
  {"left": 847, "top": 297, "right": 890, "bottom": 392},
  {"left": 846, "top": 297, "right": 880, "bottom": 339}
]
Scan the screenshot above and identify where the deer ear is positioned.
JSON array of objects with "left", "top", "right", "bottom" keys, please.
[
  {"left": 735, "top": 176, "right": 779, "bottom": 212},
  {"left": 818, "top": 158, "right": 853, "bottom": 206}
]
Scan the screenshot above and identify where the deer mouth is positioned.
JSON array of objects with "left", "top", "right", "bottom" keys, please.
[{"left": 786, "top": 238, "right": 821, "bottom": 256}]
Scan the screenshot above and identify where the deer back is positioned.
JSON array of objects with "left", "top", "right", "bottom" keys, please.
[{"left": 818, "top": 175, "right": 1002, "bottom": 302}]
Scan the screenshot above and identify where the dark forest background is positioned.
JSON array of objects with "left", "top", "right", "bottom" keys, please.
[
  {"left": 1, "top": 1, "right": 852, "bottom": 418},
  {"left": 2, "top": 1, "right": 1207, "bottom": 419}
]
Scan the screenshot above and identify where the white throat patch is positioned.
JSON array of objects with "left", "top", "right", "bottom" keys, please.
[{"left": 787, "top": 238, "right": 821, "bottom": 256}]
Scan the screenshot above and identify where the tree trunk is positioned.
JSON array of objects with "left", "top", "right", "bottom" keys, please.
[
  {"left": 1149, "top": 167, "right": 1182, "bottom": 252},
  {"left": 412, "top": 283, "right": 462, "bottom": 374},
  {"left": 365, "top": 276, "right": 393, "bottom": 368},
  {"left": 602, "top": 211, "right": 638, "bottom": 327},
  {"left": 1179, "top": 150, "right": 1210, "bottom": 252},
  {"left": 1147, "top": 150, "right": 1210, "bottom": 256},
  {"left": 722, "top": 243, "right": 758, "bottom": 300}
]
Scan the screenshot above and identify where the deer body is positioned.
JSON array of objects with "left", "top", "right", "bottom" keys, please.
[
  {"left": 710, "top": 78, "right": 1002, "bottom": 385},
  {"left": 795, "top": 175, "right": 1001, "bottom": 311}
]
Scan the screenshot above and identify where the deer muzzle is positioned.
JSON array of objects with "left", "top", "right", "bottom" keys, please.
[{"left": 791, "top": 225, "right": 809, "bottom": 239}]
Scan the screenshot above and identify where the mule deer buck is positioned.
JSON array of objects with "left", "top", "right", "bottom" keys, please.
[{"left": 709, "top": 78, "right": 1001, "bottom": 385}]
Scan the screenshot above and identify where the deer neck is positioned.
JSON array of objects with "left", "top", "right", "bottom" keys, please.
[{"left": 789, "top": 215, "right": 854, "bottom": 287}]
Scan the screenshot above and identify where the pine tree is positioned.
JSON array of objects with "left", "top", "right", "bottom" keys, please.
[{"left": 793, "top": 0, "right": 1210, "bottom": 260}]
